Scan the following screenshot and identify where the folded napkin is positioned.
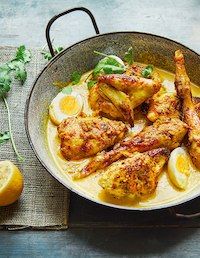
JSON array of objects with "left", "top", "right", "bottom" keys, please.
[{"left": 0, "top": 47, "right": 69, "bottom": 229}]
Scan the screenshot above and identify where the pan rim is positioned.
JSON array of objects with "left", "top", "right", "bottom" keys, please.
[{"left": 25, "top": 31, "right": 200, "bottom": 211}]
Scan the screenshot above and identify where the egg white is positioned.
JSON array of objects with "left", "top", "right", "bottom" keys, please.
[{"left": 168, "top": 147, "right": 191, "bottom": 190}]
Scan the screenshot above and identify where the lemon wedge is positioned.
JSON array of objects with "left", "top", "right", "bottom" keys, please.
[
  {"left": 0, "top": 160, "right": 24, "bottom": 206},
  {"left": 168, "top": 147, "right": 190, "bottom": 190}
]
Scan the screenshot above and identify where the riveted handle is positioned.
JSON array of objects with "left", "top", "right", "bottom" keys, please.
[{"left": 46, "top": 7, "right": 100, "bottom": 57}]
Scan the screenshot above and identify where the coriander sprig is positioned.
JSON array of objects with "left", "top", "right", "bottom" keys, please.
[
  {"left": 3, "top": 97, "right": 24, "bottom": 161},
  {"left": 41, "top": 46, "right": 63, "bottom": 61},
  {"left": 0, "top": 45, "right": 31, "bottom": 161}
]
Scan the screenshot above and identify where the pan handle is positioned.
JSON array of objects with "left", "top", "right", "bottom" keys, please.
[
  {"left": 169, "top": 207, "right": 200, "bottom": 219},
  {"left": 46, "top": 7, "right": 100, "bottom": 57}
]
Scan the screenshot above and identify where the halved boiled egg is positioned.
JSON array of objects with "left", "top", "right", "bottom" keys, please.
[
  {"left": 49, "top": 91, "right": 83, "bottom": 125},
  {"left": 168, "top": 147, "right": 191, "bottom": 190}
]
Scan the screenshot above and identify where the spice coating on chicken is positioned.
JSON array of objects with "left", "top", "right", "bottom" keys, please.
[
  {"left": 89, "top": 73, "right": 161, "bottom": 125},
  {"left": 99, "top": 148, "right": 170, "bottom": 198},
  {"left": 58, "top": 116, "right": 128, "bottom": 160},
  {"left": 88, "top": 84, "right": 123, "bottom": 120},
  {"left": 175, "top": 50, "right": 200, "bottom": 169},
  {"left": 147, "top": 87, "right": 180, "bottom": 122},
  {"left": 98, "top": 74, "right": 161, "bottom": 109},
  {"left": 74, "top": 117, "right": 187, "bottom": 178},
  {"left": 99, "top": 83, "right": 134, "bottom": 126}
]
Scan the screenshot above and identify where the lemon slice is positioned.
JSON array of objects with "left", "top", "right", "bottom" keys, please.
[
  {"left": 0, "top": 160, "right": 24, "bottom": 206},
  {"left": 168, "top": 147, "right": 190, "bottom": 190}
]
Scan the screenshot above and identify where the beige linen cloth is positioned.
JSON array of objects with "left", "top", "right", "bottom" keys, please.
[{"left": 0, "top": 47, "right": 69, "bottom": 229}]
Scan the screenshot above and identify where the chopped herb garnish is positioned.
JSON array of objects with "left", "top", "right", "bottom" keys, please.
[
  {"left": 15, "top": 45, "right": 31, "bottom": 63},
  {"left": 62, "top": 86, "right": 72, "bottom": 94},
  {"left": 87, "top": 80, "right": 97, "bottom": 90},
  {"left": 93, "top": 52, "right": 125, "bottom": 77},
  {"left": 41, "top": 46, "right": 63, "bottom": 61},
  {"left": 70, "top": 71, "right": 81, "bottom": 85},
  {"left": 124, "top": 47, "right": 134, "bottom": 65},
  {"left": 0, "top": 131, "right": 11, "bottom": 145},
  {"left": 141, "top": 65, "right": 154, "bottom": 78}
]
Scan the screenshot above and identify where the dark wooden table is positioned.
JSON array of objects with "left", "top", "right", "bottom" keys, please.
[{"left": 0, "top": 0, "right": 200, "bottom": 257}]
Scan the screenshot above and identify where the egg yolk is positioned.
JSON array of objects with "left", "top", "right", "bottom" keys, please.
[
  {"left": 176, "top": 154, "right": 190, "bottom": 176},
  {"left": 59, "top": 95, "right": 80, "bottom": 115}
]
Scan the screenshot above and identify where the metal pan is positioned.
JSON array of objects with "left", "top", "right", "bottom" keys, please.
[{"left": 25, "top": 7, "right": 200, "bottom": 217}]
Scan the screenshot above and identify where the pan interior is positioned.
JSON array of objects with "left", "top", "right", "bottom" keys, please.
[{"left": 26, "top": 32, "right": 200, "bottom": 210}]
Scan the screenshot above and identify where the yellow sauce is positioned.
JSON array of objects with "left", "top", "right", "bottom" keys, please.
[{"left": 47, "top": 67, "right": 200, "bottom": 208}]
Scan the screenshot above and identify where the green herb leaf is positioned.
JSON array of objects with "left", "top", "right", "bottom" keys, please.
[
  {"left": 62, "top": 86, "right": 72, "bottom": 94},
  {"left": 41, "top": 46, "right": 63, "bottom": 61},
  {"left": 0, "top": 73, "right": 11, "bottom": 98},
  {"left": 93, "top": 56, "right": 125, "bottom": 77},
  {"left": 8, "top": 60, "right": 27, "bottom": 83},
  {"left": 102, "top": 65, "right": 124, "bottom": 74},
  {"left": 0, "top": 45, "right": 30, "bottom": 161},
  {"left": 124, "top": 47, "right": 134, "bottom": 65},
  {"left": 87, "top": 80, "right": 97, "bottom": 90},
  {"left": 55, "top": 46, "right": 64, "bottom": 53},
  {"left": 42, "top": 52, "right": 52, "bottom": 61},
  {"left": 0, "top": 131, "right": 11, "bottom": 145},
  {"left": 0, "top": 64, "right": 11, "bottom": 77},
  {"left": 70, "top": 71, "right": 81, "bottom": 85},
  {"left": 141, "top": 65, "right": 154, "bottom": 78},
  {"left": 15, "top": 45, "right": 31, "bottom": 63}
]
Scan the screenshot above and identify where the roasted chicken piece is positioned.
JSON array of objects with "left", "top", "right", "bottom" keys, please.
[
  {"left": 74, "top": 117, "right": 187, "bottom": 178},
  {"left": 58, "top": 116, "right": 127, "bottom": 160},
  {"left": 98, "top": 83, "right": 134, "bottom": 126},
  {"left": 98, "top": 74, "right": 161, "bottom": 109},
  {"left": 99, "top": 148, "right": 170, "bottom": 198},
  {"left": 89, "top": 74, "right": 161, "bottom": 124},
  {"left": 147, "top": 87, "right": 180, "bottom": 122},
  {"left": 88, "top": 84, "right": 123, "bottom": 120},
  {"left": 125, "top": 63, "right": 163, "bottom": 84},
  {"left": 175, "top": 50, "right": 200, "bottom": 169}
]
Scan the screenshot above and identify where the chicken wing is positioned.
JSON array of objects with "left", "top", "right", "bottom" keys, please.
[
  {"left": 147, "top": 87, "right": 180, "bottom": 122},
  {"left": 98, "top": 74, "right": 161, "bottom": 109},
  {"left": 174, "top": 50, "right": 200, "bottom": 169},
  {"left": 58, "top": 116, "right": 128, "bottom": 160},
  {"left": 99, "top": 83, "right": 134, "bottom": 126},
  {"left": 99, "top": 148, "right": 170, "bottom": 198},
  {"left": 74, "top": 117, "right": 187, "bottom": 178},
  {"left": 88, "top": 84, "right": 123, "bottom": 120}
]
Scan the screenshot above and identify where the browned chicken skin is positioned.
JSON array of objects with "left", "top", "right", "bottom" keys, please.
[
  {"left": 99, "top": 74, "right": 161, "bottom": 109},
  {"left": 98, "top": 83, "right": 134, "bottom": 126},
  {"left": 58, "top": 117, "right": 127, "bottom": 160},
  {"left": 74, "top": 117, "right": 187, "bottom": 178},
  {"left": 89, "top": 73, "right": 161, "bottom": 125},
  {"left": 147, "top": 87, "right": 180, "bottom": 122},
  {"left": 88, "top": 84, "right": 124, "bottom": 120},
  {"left": 99, "top": 148, "right": 170, "bottom": 198},
  {"left": 174, "top": 50, "right": 200, "bottom": 169}
]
